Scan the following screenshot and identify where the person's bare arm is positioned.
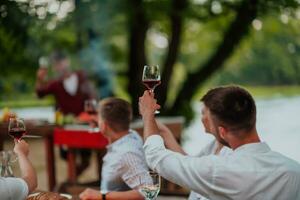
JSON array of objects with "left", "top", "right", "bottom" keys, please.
[
  {"left": 106, "top": 190, "right": 143, "bottom": 200},
  {"left": 138, "top": 91, "right": 185, "bottom": 154},
  {"left": 35, "top": 68, "right": 48, "bottom": 89},
  {"left": 139, "top": 91, "right": 161, "bottom": 140},
  {"left": 14, "top": 140, "right": 37, "bottom": 193},
  {"left": 157, "top": 122, "right": 186, "bottom": 155},
  {"left": 79, "top": 188, "right": 144, "bottom": 200}
]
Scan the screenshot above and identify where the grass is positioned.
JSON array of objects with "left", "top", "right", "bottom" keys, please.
[
  {"left": 244, "top": 85, "right": 300, "bottom": 98},
  {"left": 0, "top": 93, "right": 54, "bottom": 108}
]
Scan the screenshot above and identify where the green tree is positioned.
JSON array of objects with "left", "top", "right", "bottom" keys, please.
[{"left": 1, "top": 0, "right": 300, "bottom": 122}]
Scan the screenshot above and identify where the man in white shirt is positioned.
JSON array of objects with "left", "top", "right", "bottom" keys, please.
[
  {"left": 79, "top": 98, "right": 149, "bottom": 200},
  {"left": 0, "top": 140, "right": 37, "bottom": 200},
  {"left": 139, "top": 86, "right": 300, "bottom": 200},
  {"left": 157, "top": 122, "right": 231, "bottom": 200}
]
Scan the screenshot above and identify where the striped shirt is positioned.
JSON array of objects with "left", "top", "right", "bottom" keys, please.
[{"left": 101, "top": 130, "right": 149, "bottom": 192}]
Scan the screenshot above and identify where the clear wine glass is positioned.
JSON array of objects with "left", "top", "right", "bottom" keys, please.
[
  {"left": 142, "top": 65, "right": 161, "bottom": 114},
  {"left": 84, "top": 99, "right": 99, "bottom": 132},
  {"left": 8, "top": 118, "right": 26, "bottom": 142},
  {"left": 139, "top": 171, "right": 161, "bottom": 200}
]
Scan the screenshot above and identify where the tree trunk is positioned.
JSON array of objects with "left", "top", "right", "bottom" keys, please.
[
  {"left": 157, "top": 0, "right": 187, "bottom": 111},
  {"left": 169, "top": 0, "right": 259, "bottom": 116},
  {"left": 127, "top": 0, "right": 149, "bottom": 116}
]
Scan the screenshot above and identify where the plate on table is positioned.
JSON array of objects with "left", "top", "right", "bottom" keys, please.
[
  {"left": 60, "top": 193, "right": 72, "bottom": 199},
  {"left": 27, "top": 192, "right": 72, "bottom": 199},
  {"left": 27, "top": 192, "right": 40, "bottom": 197}
]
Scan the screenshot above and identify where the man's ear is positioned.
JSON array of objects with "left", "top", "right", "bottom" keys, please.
[{"left": 218, "top": 126, "right": 227, "bottom": 140}]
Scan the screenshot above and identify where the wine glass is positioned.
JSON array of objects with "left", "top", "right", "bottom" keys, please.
[
  {"left": 0, "top": 151, "right": 17, "bottom": 177},
  {"left": 142, "top": 65, "right": 161, "bottom": 113},
  {"left": 8, "top": 118, "right": 26, "bottom": 142},
  {"left": 139, "top": 171, "right": 161, "bottom": 200},
  {"left": 84, "top": 99, "right": 99, "bottom": 132},
  {"left": 84, "top": 99, "right": 98, "bottom": 115}
]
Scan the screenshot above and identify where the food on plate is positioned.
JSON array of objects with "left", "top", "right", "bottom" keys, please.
[
  {"left": 0, "top": 107, "right": 16, "bottom": 122},
  {"left": 26, "top": 192, "right": 71, "bottom": 200}
]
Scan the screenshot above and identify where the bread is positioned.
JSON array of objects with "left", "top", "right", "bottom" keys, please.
[{"left": 27, "top": 192, "right": 70, "bottom": 200}]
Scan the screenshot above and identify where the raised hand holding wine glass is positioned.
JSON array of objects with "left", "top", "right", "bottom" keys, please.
[
  {"left": 142, "top": 65, "right": 161, "bottom": 114},
  {"left": 8, "top": 118, "right": 27, "bottom": 142}
]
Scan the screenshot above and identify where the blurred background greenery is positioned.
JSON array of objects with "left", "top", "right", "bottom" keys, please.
[{"left": 1, "top": 0, "right": 300, "bottom": 122}]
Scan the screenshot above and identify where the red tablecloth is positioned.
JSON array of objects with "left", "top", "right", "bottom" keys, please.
[{"left": 54, "top": 128, "right": 108, "bottom": 149}]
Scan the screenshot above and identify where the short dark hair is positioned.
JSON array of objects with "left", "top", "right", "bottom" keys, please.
[
  {"left": 201, "top": 86, "right": 256, "bottom": 132},
  {"left": 98, "top": 98, "right": 132, "bottom": 132}
]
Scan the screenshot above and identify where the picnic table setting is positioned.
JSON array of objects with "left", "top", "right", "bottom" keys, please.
[{"left": 0, "top": 92, "right": 186, "bottom": 200}]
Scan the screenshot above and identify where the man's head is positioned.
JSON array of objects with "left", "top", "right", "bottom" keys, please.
[
  {"left": 201, "top": 86, "right": 257, "bottom": 147},
  {"left": 98, "top": 98, "right": 132, "bottom": 136},
  {"left": 49, "top": 51, "right": 70, "bottom": 76}
]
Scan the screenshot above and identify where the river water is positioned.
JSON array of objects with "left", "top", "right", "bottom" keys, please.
[{"left": 1, "top": 96, "right": 300, "bottom": 163}]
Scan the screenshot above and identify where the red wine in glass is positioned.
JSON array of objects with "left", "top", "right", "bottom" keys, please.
[
  {"left": 8, "top": 128, "right": 26, "bottom": 140},
  {"left": 142, "top": 65, "right": 161, "bottom": 114},
  {"left": 8, "top": 118, "right": 27, "bottom": 141},
  {"left": 143, "top": 80, "right": 161, "bottom": 92}
]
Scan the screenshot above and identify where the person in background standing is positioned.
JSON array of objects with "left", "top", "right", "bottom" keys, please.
[
  {"left": 35, "top": 50, "right": 96, "bottom": 175},
  {"left": 36, "top": 51, "right": 96, "bottom": 115}
]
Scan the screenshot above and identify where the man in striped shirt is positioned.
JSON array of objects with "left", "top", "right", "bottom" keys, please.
[{"left": 80, "top": 98, "right": 148, "bottom": 200}]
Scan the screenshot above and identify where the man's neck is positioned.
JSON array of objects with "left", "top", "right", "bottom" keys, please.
[
  {"left": 229, "top": 128, "right": 261, "bottom": 150},
  {"left": 109, "top": 130, "right": 129, "bottom": 143}
]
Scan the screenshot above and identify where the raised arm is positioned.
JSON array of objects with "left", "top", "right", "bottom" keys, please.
[
  {"left": 139, "top": 91, "right": 218, "bottom": 199},
  {"left": 139, "top": 91, "right": 186, "bottom": 154},
  {"left": 35, "top": 68, "right": 56, "bottom": 98},
  {"left": 157, "top": 121, "right": 186, "bottom": 155},
  {"left": 14, "top": 140, "right": 37, "bottom": 193},
  {"left": 138, "top": 91, "right": 161, "bottom": 140}
]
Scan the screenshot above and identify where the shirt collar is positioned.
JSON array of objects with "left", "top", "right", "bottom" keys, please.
[
  {"left": 233, "top": 142, "right": 271, "bottom": 154},
  {"left": 106, "top": 130, "right": 133, "bottom": 149}
]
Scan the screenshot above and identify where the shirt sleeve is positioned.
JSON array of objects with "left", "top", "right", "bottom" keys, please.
[
  {"left": 120, "top": 152, "right": 149, "bottom": 190},
  {"left": 144, "top": 135, "right": 217, "bottom": 199},
  {"left": 2, "top": 177, "right": 29, "bottom": 199}
]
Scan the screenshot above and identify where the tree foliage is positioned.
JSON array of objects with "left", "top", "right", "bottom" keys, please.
[{"left": 1, "top": 0, "right": 300, "bottom": 122}]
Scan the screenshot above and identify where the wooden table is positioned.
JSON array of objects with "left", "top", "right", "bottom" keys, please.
[
  {"left": 0, "top": 122, "right": 108, "bottom": 191},
  {"left": 0, "top": 121, "right": 57, "bottom": 191}
]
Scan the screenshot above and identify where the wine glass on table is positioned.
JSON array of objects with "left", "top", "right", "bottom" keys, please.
[
  {"left": 139, "top": 171, "right": 161, "bottom": 200},
  {"left": 142, "top": 65, "right": 161, "bottom": 114},
  {"left": 84, "top": 99, "right": 99, "bottom": 132}
]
